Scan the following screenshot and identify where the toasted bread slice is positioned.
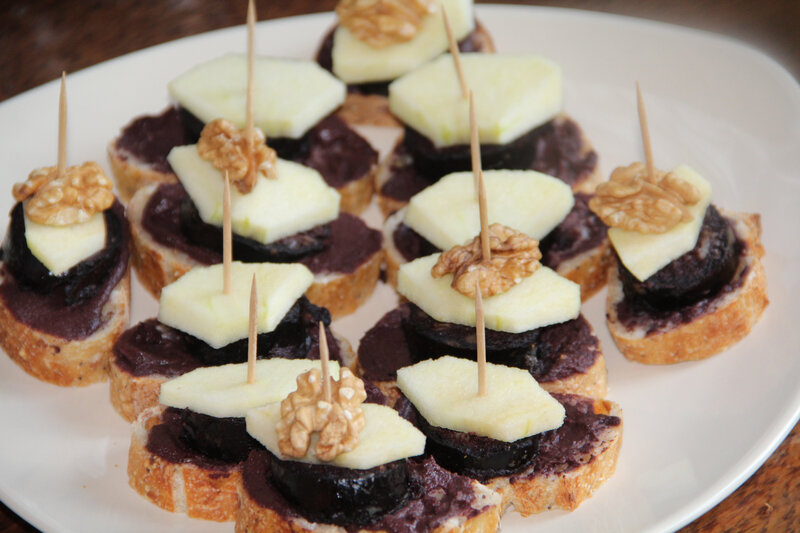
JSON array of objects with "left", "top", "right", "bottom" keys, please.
[
  {"left": 235, "top": 454, "right": 503, "bottom": 533},
  {"left": 0, "top": 270, "right": 130, "bottom": 387},
  {"left": 606, "top": 209, "right": 767, "bottom": 364},
  {"left": 128, "top": 406, "right": 242, "bottom": 522},
  {"left": 487, "top": 394, "right": 622, "bottom": 516},
  {"left": 110, "top": 328, "right": 356, "bottom": 423},
  {"left": 127, "top": 183, "right": 382, "bottom": 318}
]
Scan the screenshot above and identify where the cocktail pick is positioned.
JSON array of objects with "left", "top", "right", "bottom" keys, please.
[
  {"left": 319, "top": 321, "right": 332, "bottom": 404},
  {"left": 223, "top": 170, "right": 233, "bottom": 294},
  {"left": 57, "top": 72, "right": 67, "bottom": 179},
  {"left": 442, "top": 5, "right": 468, "bottom": 99},
  {"left": 247, "top": 273, "right": 258, "bottom": 384},
  {"left": 636, "top": 82, "right": 656, "bottom": 182},
  {"left": 475, "top": 280, "right": 487, "bottom": 396}
]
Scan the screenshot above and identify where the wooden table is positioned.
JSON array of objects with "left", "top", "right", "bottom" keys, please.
[{"left": 0, "top": 1, "right": 797, "bottom": 531}]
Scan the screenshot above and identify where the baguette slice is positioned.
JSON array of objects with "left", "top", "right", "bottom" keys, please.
[
  {"left": 127, "top": 183, "right": 382, "bottom": 318},
  {"left": 0, "top": 268, "right": 130, "bottom": 387},
  {"left": 486, "top": 394, "right": 622, "bottom": 515},
  {"left": 128, "top": 405, "right": 241, "bottom": 522},
  {"left": 382, "top": 208, "right": 611, "bottom": 301},
  {"left": 235, "top": 454, "right": 503, "bottom": 533},
  {"left": 606, "top": 209, "right": 767, "bottom": 364},
  {"left": 110, "top": 327, "right": 356, "bottom": 423}
]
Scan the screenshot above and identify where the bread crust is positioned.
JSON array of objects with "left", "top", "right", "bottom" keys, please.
[
  {"left": 128, "top": 406, "right": 241, "bottom": 521},
  {"left": 110, "top": 331, "right": 357, "bottom": 423},
  {"left": 486, "top": 398, "right": 622, "bottom": 516},
  {"left": 107, "top": 140, "right": 177, "bottom": 203},
  {"left": 0, "top": 269, "right": 130, "bottom": 387},
  {"left": 375, "top": 114, "right": 603, "bottom": 219},
  {"left": 109, "top": 133, "right": 374, "bottom": 216},
  {"left": 336, "top": 21, "right": 496, "bottom": 129},
  {"left": 234, "top": 471, "right": 502, "bottom": 533},
  {"left": 606, "top": 210, "right": 768, "bottom": 364},
  {"left": 382, "top": 208, "right": 611, "bottom": 302},
  {"left": 127, "top": 184, "right": 383, "bottom": 318}
]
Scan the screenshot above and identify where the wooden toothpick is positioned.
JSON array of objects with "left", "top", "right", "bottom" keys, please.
[
  {"left": 636, "top": 82, "right": 656, "bottom": 183},
  {"left": 319, "top": 321, "right": 332, "bottom": 404},
  {"left": 57, "top": 72, "right": 67, "bottom": 179},
  {"left": 442, "top": 5, "right": 468, "bottom": 99},
  {"left": 245, "top": 0, "right": 257, "bottom": 187},
  {"left": 475, "top": 280, "right": 487, "bottom": 397},
  {"left": 247, "top": 273, "right": 258, "bottom": 384},
  {"left": 223, "top": 171, "right": 233, "bottom": 294},
  {"left": 469, "top": 92, "right": 491, "bottom": 263}
]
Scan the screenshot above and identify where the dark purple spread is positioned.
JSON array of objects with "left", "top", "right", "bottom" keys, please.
[
  {"left": 392, "top": 192, "right": 607, "bottom": 270},
  {"left": 141, "top": 183, "right": 381, "bottom": 275},
  {"left": 514, "top": 393, "right": 620, "bottom": 479},
  {"left": 615, "top": 210, "right": 748, "bottom": 335},
  {"left": 113, "top": 298, "right": 343, "bottom": 378},
  {"left": 294, "top": 115, "right": 378, "bottom": 189},
  {"left": 316, "top": 24, "right": 487, "bottom": 96},
  {"left": 115, "top": 106, "right": 195, "bottom": 173},
  {"left": 0, "top": 201, "right": 130, "bottom": 339},
  {"left": 146, "top": 407, "right": 261, "bottom": 470},
  {"left": 115, "top": 108, "right": 376, "bottom": 190},
  {"left": 357, "top": 304, "right": 599, "bottom": 384},
  {"left": 380, "top": 116, "right": 597, "bottom": 203},
  {"left": 540, "top": 193, "right": 607, "bottom": 268},
  {"left": 242, "top": 452, "right": 484, "bottom": 533}
]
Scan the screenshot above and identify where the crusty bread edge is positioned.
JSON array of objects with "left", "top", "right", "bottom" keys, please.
[
  {"left": 382, "top": 207, "right": 611, "bottom": 302},
  {"left": 234, "top": 469, "right": 502, "bottom": 533},
  {"left": 0, "top": 268, "right": 130, "bottom": 387},
  {"left": 111, "top": 331, "right": 357, "bottom": 423},
  {"left": 127, "top": 183, "right": 383, "bottom": 317},
  {"left": 107, "top": 141, "right": 178, "bottom": 204},
  {"left": 487, "top": 398, "right": 622, "bottom": 516},
  {"left": 606, "top": 210, "right": 768, "bottom": 364},
  {"left": 128, "top": 405, "right": 241, "bottom": 522}
]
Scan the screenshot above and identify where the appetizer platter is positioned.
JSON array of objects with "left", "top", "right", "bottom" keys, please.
[{"left": 0, "top": 5, "right": 798, "bottom": 533}]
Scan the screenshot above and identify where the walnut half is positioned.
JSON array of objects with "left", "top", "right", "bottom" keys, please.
[
  {"left": 276, "top": 367, "right": 367, "bottom": 462},
  {"left": 589, "top": 162, "right": 702, "bottom": 233},
  {"left": 12, "top": 162, "right": 114, "bottom": 226},
  {"left": 432, "top": 223, "right": 542, "bottom": 298},
  {"left": 337, "top": 0, "right": 436, "bottom": 48},
  {"left": 197, "top": 118, "right": 277, "bottom": 194}
]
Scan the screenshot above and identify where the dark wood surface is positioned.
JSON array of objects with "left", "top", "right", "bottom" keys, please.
[{"left": 0, "top": 1, "right": 797, "bottom": 532}]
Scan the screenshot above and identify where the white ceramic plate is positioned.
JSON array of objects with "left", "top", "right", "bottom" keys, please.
[{"left": 0, "top": 6, "right": 798, "bottom": 533}]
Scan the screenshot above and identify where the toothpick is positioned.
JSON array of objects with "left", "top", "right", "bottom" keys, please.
[
  {"left": 57, "top": 72, "right": 67, "bottom": 179},
  {"left": 469, "top": 91, "right": 482, "bottom": 195},
  {"left": 442, "top": 5, "right": 468, "bottom": 99},
  {"left": 247, "top": 274, "right": 258, "bottom": 384},
  {"left": 245, "top": 0, "right": 257, "bottom": 187},
  {"left": 223, "top": 171, "right": 233, "bottom": 294},
  {"left": 469, "top": 92, "right": 491, "bottom": 263},
  {"left": 636, "top": 82, "right": 656, "bottom": 183},
  {"left": 319, "top": 321, "right": 332, "bottom": 404},
  {"left": 475, "top": 280, "right": 487, "bottom": 397}
]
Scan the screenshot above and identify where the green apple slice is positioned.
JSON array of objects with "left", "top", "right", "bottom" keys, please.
[
  {"left": 167, "top": 146, "right": 340, "bottom": 245},
  {"left": 609, "top": 164, "right": 712, "bottom": 281},
  {"left": 247, "top": 402, "right": 426, "bottom": 470},
  {"left": 389, "top": 53, "right": 562, "bottom": 147},
  {"left": 331, "top": 0, "right": 474, "bottom": 84},
  {"left": 168, "top": 54, "right": 345, "bottom": 139},
  {"left": 159, "top": 358, "right": 340, "bottom": 419},
  {"left": 404, "top": 169, "right": 574, "bottom": 250},
  {"left": 397, "top": 254, "right": 580, "bottom": 333},
  {"left": 397, "top": 356, "right": 565, "bottom": 442},
  {"left": 158, "top": 262, "right": 313, "bottom": 349},
  {"left": 23, "top": 211, "right": 106, "bottom": 275}
]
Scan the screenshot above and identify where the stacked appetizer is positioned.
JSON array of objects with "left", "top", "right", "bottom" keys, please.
[
  {"left": 316, "top": 0, "right": 495, "bottom": 126},
  {"left": 0, "top": 75, "right": 130, "bottom": 386},
  {"left": 109, "top": 55, "right": 378, "bottom": 214},
  {"left": 110, "top": 261, "right": 355, "bottom": 421},
  {"left": 376, "top": 53, "right": 601, "bottom": 215}
]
